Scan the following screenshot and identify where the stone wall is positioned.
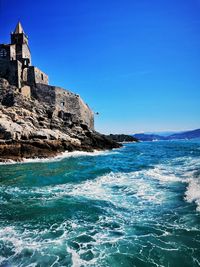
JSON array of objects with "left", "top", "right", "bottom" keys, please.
[
  {"left": 0, "top": 60, "right": 48, "bottom": 89},
  {"left": 34, "top": 67, "right": 48, "bottom": 84},
  {"left": 31, "top": 83, "right": 55, "bottom": 104},
  {"left": 0, "top": 45, "right": 11, "bottom": 60},
  {"left": 10, "top": 45, "right": 16, "bottom": 60},
  {"left": 0, "top": 60, "right": 22, "bottom": 88},
  {"left": 32, "top": 84, "right": 94, "bottom": 129},
  {"left": 77, "top": 97, "right": 94, "bottom": 129},
  {"left": 55, "top": 87, "right": 94, "bottom": 129},
  {"left": 28, "top": 67, "right": 48, "bottom": 85},
  {"left": 22, "top": 44, "right": 31, "bottom": 65}
]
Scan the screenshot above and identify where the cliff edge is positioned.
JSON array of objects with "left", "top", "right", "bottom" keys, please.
[{"left": 0, "top": 78, "right": 121, "bottom": 161}]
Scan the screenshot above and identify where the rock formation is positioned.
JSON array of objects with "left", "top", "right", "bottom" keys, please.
[
  {"left": 0, "top": 78, "right": 121, "bottom": 161},
  {"left": 0, "top": 22, "right": 121, "bottom": 162},
  {"left": 107, "top": 134, "right": 139, "bottom": 143}
]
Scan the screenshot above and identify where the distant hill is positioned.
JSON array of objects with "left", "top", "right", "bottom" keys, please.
[
  {"left": 133, "top": 129, "right": 200, "bottom": 141},
  {"left": 144, "top": 131, "right": 177, "bottom": 137},
  {"left": 167, "top": 129, "right": 200, "bottom": 140},
  {"left": 133, "top": 133, "right": 166, "bottom": 141}
]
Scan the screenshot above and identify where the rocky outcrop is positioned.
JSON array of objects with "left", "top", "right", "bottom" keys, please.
[
  {"left": 0, "top": 78, "right": 121, "bottom": 161},
  {"left": 107, "top": 134, "right": 139, "bottom": 143}
]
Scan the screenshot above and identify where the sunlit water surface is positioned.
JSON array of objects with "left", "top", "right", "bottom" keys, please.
[{"left": 0, "top": 140, "right": 200, "bottom": 267}]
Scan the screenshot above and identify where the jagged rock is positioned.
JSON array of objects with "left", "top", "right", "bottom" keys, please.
[{"left": 0, "top": 79, "right": 121, "bottom": 161}]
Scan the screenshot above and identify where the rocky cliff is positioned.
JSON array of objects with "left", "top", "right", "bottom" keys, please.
[{"left": 0, "top": 78, "right": 121, "bottom": 161}]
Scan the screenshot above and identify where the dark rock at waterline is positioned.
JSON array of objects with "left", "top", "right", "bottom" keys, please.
[{"left": 107, "top": 134, "right": 139, "bottom": 143}]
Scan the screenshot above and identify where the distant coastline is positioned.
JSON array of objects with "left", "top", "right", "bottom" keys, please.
[{"left": 132, "top": 128, "right": 200, "bottom": 142}]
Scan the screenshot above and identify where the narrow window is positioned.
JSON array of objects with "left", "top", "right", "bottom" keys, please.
[
  {"left": 0, "top": 48, "right": 7, "bottom": 57},
  {"left": 41, "top": 73, "right": 44, "bottom": 80},
  {"left": 61, "top": 102, "right": 65, "bottom": 107}
]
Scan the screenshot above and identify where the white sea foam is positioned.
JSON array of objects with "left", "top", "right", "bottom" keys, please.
[
  {"left": 0, "top": 149, "right": 120, "bottom": 165},
  {"left": 3, "top": 170, "right": 166, "bottom": 207},
  {"left": 143, "top": 167, "right": 183, "bottom": 183},
  {"left": 67, "top": 246, "right": 98, "bottom": 267},
  {"left": 59, "top": 171, "right": 164, "bottom": 205},
  {"left": 0, "top": 221, "right": 84, "bottom": 266},
  {"left": 0, "top": 168, "right": 167, "bottom": 210},
  {"left": 145, "top": 158, "right": 200, "bottom": 212},
  {"left": 161, "top": 157, "right": 200, "bottom": 212},
  {"left": 185, "top": 180, "right": 200, "bottom": 212},
  {"left": 67, "top": 247, "right": 83, "bottom": 267},
  {"left": 2, "top": 156, "right": 200, "bottom": 212},
  {"left": 0, "top": 221, "right": 104, "bottom": 267}
]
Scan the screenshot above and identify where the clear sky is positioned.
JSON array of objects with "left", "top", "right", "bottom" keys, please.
[{"left": 0, "top": 0, "right": 200, "bottom": 134}]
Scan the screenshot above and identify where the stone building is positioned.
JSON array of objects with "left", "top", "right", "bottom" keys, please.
[
  {"left": 0, "top": 22, "right": 94, "bottom": 129},
  {"left": 0, "top": 22, "right": 48, "bottom": 89}
]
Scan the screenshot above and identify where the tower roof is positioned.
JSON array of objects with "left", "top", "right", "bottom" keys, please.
[{"left": 14, "top": 21, "right": 24, "bottom": 34}]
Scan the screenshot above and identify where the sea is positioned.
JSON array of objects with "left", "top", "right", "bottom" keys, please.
[{"left": 0, "top": 139, "right": 200, "bottom": 267}]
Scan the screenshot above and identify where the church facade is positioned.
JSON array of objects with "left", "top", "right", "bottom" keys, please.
[{"left": 0, "top": 22, "right": 48, "bottom": 88}]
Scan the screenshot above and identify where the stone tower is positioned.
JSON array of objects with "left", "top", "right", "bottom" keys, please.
[
  {"left": 0, "top": 21, "right": 48, "bottom": 88},
  {"left": 10, "top": 22, "right": 31, "bottom": 67}
]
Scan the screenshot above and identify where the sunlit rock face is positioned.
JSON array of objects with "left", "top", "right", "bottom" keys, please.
[{"left": 0, "top": 78, "right": 121, "bottom": 161}]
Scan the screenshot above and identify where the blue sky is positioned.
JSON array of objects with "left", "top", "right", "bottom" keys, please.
[{"left": 0, "top": 0, "right": 200, "bottom": 134}]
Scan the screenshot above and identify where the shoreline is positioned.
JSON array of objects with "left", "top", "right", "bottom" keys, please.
[
  {"left": 0, "top": 132, "right": 122, "bottom": 163},
  {"left": 118, "top": 141, "right": 138, "bottom": 144},
  {"left": 0, "top": 147, "right": 121, "bottom": 165}
]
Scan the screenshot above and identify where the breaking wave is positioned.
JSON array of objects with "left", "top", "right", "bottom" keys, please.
[{"left": 0, "top": 149, "right": 120, "bottom": 165}]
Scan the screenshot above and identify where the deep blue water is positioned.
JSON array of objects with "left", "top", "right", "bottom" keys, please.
[{"left": 0, "top": 140, "right": 200, "bottom": 267}]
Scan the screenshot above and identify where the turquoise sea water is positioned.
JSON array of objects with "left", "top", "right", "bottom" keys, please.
[{"left": 0, "top": 140, "right": 200, "bottom": 267}]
